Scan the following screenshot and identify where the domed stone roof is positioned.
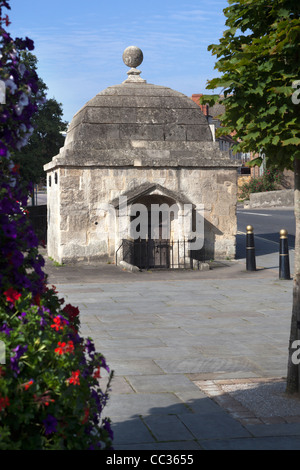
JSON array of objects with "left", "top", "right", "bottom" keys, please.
[
  {"left": 47, "top": 47, "right": 235, "bottom": 169},
  {"left": 65, "top": 81, "right": 212, "bottom": 148}
]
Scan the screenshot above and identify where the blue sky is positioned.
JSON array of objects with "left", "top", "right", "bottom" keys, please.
[{"left": 7, "top": 0, "right": 229, "bottom": 122}]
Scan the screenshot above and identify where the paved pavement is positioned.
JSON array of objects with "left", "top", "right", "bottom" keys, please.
[{"left": 43, "top": 231, "right": 300, "bottom": 451}]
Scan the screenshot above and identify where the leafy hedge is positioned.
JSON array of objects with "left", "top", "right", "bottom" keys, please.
[{"left": 0, "top": 1, "right": 113, "bottom": 449}]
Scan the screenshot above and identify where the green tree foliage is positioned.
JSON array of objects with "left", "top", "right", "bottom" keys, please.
[
  {"left": 200, "top": 0, "right": 300, "bottom": 394},
  {"left": 14, "top": 98, "right": 67, "bottom": 186},
  {"left": 13, "top": 52, "right": 68, "bottom": 186},
  {"left": 200, "top": 0, "right": 300, "bottom": 170}
]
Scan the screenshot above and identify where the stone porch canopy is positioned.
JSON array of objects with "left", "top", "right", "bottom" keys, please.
[{"left": 44, "top": 46, "right": 239, "bottom": 265}]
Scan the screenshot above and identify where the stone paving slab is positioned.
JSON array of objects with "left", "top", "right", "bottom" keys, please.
[
  {"left": 110, "top": 418, "right": 156, "bottom": 446},
  {"left": 102, "top": 359, "right": 165, "bottom": 377},
  {"left": 200, "top": 436, "right": 300, "bottom": 450},
  {"left": 44, "top": 245, "right": 300, "bottom": 450},
  {"left": 246, "top": 423, "right": 300, "bottom": 437},
  {"left": 126, "top": 374, "right": 201, "bottom": 394},
  {"left": 104, "top": 393, "right": 191, "bottom": 420},
  {"left": 114, "top": 440, "right": 203, "bottom": 450},
  {"left": 179, "top": 412, "right": 251, "bottom": 440},
  {"left": 142, "top": 415, "right": 196, "bottom": 442}
]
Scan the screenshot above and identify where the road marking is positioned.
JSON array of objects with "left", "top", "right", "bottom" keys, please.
[
  {"left": 237, "top": 231, "right": 296, "bottom": 248},
  {"left": 237, "top": 211, "right": 272, "bottom": 217},
  {"left": 237, "top": 231, "right": 279, "bottom": 244}
]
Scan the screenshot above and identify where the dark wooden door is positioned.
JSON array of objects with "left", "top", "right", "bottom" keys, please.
[{"left": 133, "top": 209, "right": 170, "bottom": 269}]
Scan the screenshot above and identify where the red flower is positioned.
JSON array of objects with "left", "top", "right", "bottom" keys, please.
[
  {"left": 82, "top": 407, "right": 90, "bottom": 424},
  {"left": 0, "top": 15, "right": 11, "bottom": 26},
  {"left": 93, "top": 367, "right": 101, "bottom": 379},
  {"left": 55, "top": 341, "right": 74, "bottom": 355},
  {"left": 3, "top": 288, "right": 21, "bottom": 304},
  {"left": 22, "top": 379, "right": 34, "bottom": 390},
  {"left": 0, "top": 396, "right": 10, "bottom": 411},
  {"left": 63, "top": 304, "right": 79, "bottom": 322},
  {"left": 62, "top": 304, "right": 80, "bottom": 332},
  {"left": 33, "top": 294, "right": 41, "bottom": 306},
  {"left": 68, "top": 370, "right": 80, "bottom": 385},
  {"left": 33, "top": 393, "right": 55, "bottom": 408},
  {"left": 12, "top": 163, "right": 20, "bottom": 174},
  {"left": 51, "top": 316, "right": 66, "bottom": 331}
]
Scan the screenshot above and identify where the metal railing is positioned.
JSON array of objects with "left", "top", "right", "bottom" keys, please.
[
  {"left": 27, "top": 205, "right": 47, "bottom": 243},
  {"left": 116, "top": 238, "right": 206, "bottom": 270}
]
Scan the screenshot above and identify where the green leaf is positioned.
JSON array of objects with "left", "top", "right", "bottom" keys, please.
[
  {"left": 246, "top": 157, "right": 263, "bottom": 168},
  {"left": 243, "top": 131, "right": 261, "bottom": 141},
  {"left": 273, "top": 86, "right": 293, "bottom": 97},
  {"left": 272, "top": 135, "right": 280, "bottom": 145},
  {"left": 198, "top": 94, "right": 220, "bottom": 106},
  {"left": 203, "top": 0, "right": 299, "bottom": 169},
  {"left": 282, "top": 137, "right": 300, "bottom": 146}
]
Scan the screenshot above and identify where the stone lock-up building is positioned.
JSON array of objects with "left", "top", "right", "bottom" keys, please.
[{"left": 44, "top": 47, "right": 238, "bottom": 269}]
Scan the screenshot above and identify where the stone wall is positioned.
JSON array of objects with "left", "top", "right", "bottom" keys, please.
[
  {"left": 46, "top": 165, "right": 237, "bottom": 264},
  {"left": 247, "top": 189, "right": 294, "bottom": 209},
  {"left": 44, "top": 69, "right": 239, "bottom": 265}
]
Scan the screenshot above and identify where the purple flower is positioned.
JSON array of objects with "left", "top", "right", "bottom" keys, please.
[
  {"left": 103, "top": 419, "right": 113, "bottom": 441},
  {"left": 18, "top": 312, "right": 27, "bottom": 323},
  {"left": 11, "top": 250, "right": 24, "bottom": 267},
  {"left": 1, "top": 1, "right": 11, "bottom": 11},
  {"left": 24, "top": 37, "right": 34, "bottom": 51},
  {"left": 33, "top": 263, "right": 43, "bottom": 277},
  {"left": 39, "top": 316, "right": 47, "bottom": 328},
  {"left": 0, "top": 197, "right": 15, "bottom": 213},
  {"left": 18, "top": 92, "right": 29, "bottom": 107},
  {"left": 14, "top": 272, "right": 32, "bottom": 290},
  {"left": 25, "top": 229, "right": 38, "bottom": 247},
  {"left": 2, "top": 221, "right": 17, "bottom": 239},
  {"left": 43, "top": 415, "right": 58, "bottom": 435},
  {"left": 0, "top": 141, "right": 8, "bottom": 156},
  {"left": 0, "top": 323, "right": 12, "bottom": 335},
  {"left": 101, "top": 356, "right": 110, "bottom": 373},
  {"left": 4, "top": 78, "right": 17, "bottom": 95},
  {"left": 38, "top": 306, "right": 49, "bottom": 328},
  {"left": 10, "top": 345, "right": 28, "bottom": 376},
  {"left": 91, "top": 389, "right": 105, "bottom": 415},
  {"left": 85, "top": 339, "right": 95, "bottom": 356}
]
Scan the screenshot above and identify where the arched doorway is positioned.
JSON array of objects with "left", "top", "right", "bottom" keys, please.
[{"left": 129, "top": 194, "right": 178, "bottom": 269}]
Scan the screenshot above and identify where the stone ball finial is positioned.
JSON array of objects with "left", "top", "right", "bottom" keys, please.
[
  {"left": 122, "top": 46, "right": 143, "bottom": 68},
  {"left": 122, "top": 46, "right": 146, "bottom": 84}
]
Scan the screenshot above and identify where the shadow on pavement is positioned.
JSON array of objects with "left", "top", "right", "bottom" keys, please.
[{"left": 108, "top": 378, "right": 300, "bottom": 450}]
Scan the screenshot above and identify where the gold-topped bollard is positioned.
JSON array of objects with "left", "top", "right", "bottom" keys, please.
[
  {"left": 279, "top": 229, "right": 291, "bottom": 280},
  {"left": 246, "top": 225, "right": 256, "bottom": 271}
]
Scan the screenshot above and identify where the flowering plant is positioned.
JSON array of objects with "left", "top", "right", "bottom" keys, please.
[
  {"left": 0, "top": 1, "right": 113, "bottom": 449},
  {"left": 238, "top": 169, "right": 283, "bottom": 201}
]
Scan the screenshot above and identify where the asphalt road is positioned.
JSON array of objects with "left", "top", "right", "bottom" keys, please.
[
  {"left": 236, "top": 206, "right": 295, "bottom": 260},
  {"left": 27, "top": 192, "right": 47, "bottom": 206}
]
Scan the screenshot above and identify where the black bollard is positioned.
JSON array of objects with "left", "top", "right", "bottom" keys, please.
[
  {"left": 246, "top": 225, "right": 256, "bottom": 271},
  {"left": 279, "top": 229, "right": 291, "bottom": 280}
]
